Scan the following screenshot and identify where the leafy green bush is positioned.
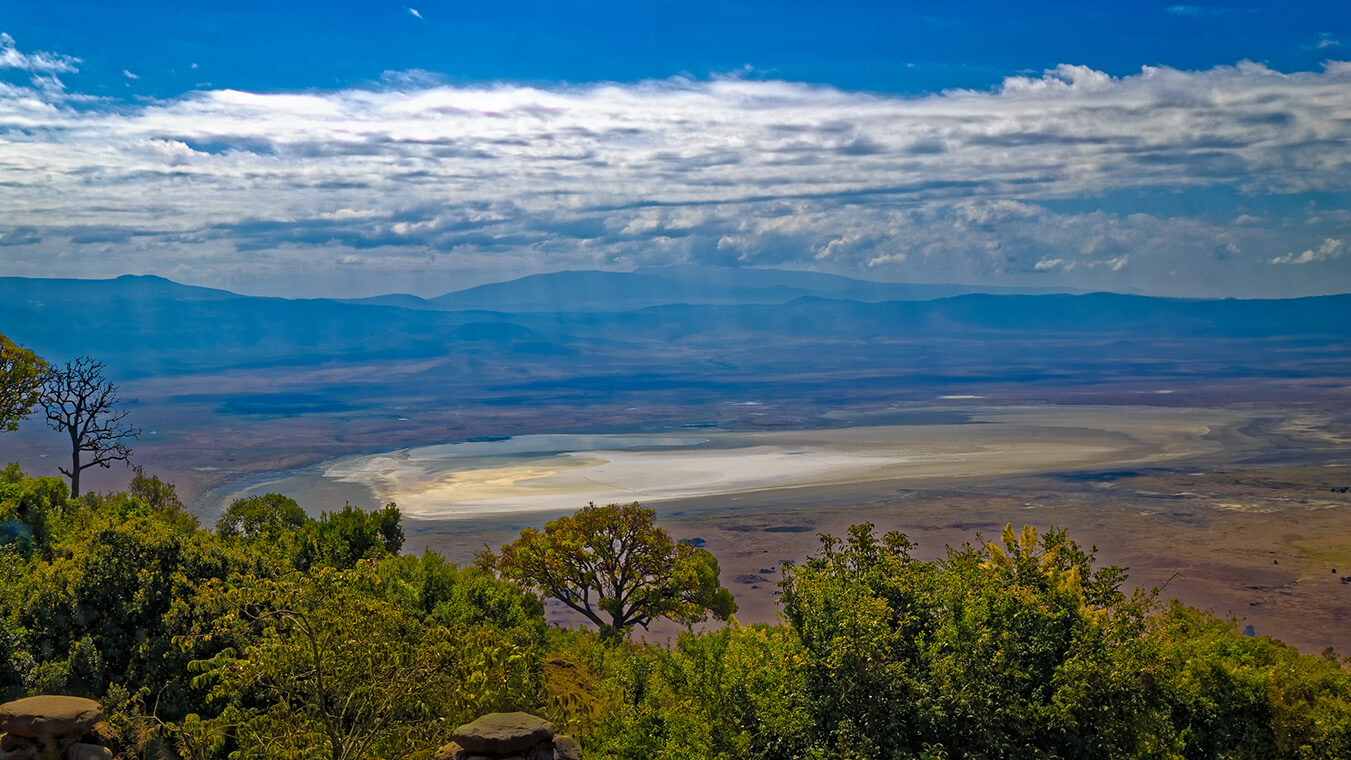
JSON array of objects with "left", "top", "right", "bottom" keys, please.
[{"left": 4, "top": 465, "right": 1350, "bottom": 760}]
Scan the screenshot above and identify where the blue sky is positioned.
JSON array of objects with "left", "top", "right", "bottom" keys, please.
[{"left": 1, "top": 1, "right": 1349, "bottom": 297}]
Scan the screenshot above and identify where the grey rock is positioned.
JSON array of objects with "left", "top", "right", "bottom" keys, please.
[
  {"left": 553, "top": 734, "right": 582, "bottom": 760},
  {"left": 451, "top": 713, "right": 555, "bottom": 754},
  {"left": 433, "top": 742, "right": 468, "bottom": 760},
  {"left": 0, "top": 735, "right": 37, "bottom": 760},
  {"left": 0, "top": 745, "right": 38, "bottom": 760},
  {"left": 0, "top": 698, "right": 103, "bottom": 740}
]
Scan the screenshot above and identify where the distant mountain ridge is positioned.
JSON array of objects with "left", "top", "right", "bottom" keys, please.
[
  {"left": 1, "top": 272, "right": 1348, "bottom": 379},
  {"left": 342, "top": 267, "right": 1080, "bottom": 312},
  {"left": 0, "top": 274, "right": 245, "bottom": 305}
]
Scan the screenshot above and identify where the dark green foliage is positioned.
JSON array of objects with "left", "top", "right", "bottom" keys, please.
[
  {"left": 0, "top": 463, "right": 70, "bottom": 558},
  {"left": 292, "top": 502, "right": 404, "bottom": 570},
  {"left": 3, "top": 463, "right": 1349, "bottom": 760},
  {"left": 0, "top": 467, "right": 425, "bottom": 727},
  {"left": 10, "top": 490, "right": 256, "bottom": 716},
  {"left": 181, "top": 565, "right": 543, "bottom": 760},
  {"left": 1145, "top": 602, "right": 1351, "bottom": 758},
  {"left": 769, "top": 523, "right": 1351, "bottom": 760},
  {"left": 583, "top": 625, "right": 818, "bottom": 760},
  {"left": 488, "top": 502, "right": 736, "bottom": 643},
  {"left": 216, "top": 492, "right": 306, "bottom": 542},
  {"left": 128, "top": 465, "right": 199, "bottom": 532},
  {"left": 366, "top": 551, "right": 547, "bottom": 638}
]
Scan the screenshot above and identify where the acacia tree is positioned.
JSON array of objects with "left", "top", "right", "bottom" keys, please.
[
  {"left": 486, "top": 502, "right": 736, "bottom": 643},
  {"left": 40, "top": 357, "right": 139, "bottom": 497},
  {"left": 0, "top": 333, "right": 47, "bottom": 431}
]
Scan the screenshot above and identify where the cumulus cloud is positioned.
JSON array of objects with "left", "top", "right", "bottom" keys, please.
[
  {"left": 0, "top": 33, "right": 80, "bottom": 73},
  {"left": 0, "top": 36, "right": 1350, "bottom": 295},
  {"left": 1269, "top": 238, "right": 1345, "bottom": 264},
  {"left": 408, "top": 7, "right": 423, "bottom": 19}
]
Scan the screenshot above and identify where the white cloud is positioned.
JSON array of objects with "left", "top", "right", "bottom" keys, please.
[
  {"left": 1, "top": 43, "right": 1350, "bottom": 295},
  {"left": 866, "top": 252, "right": 906, "bottom": 268},
  {"left": 0, "top": 33, "right": 80, "bottom": 73},
  {"left": 408, "top": 7, "right": 422, "bottom": 19},
  {"left": 1165, "top": 5, "right": 1228, "bottom": 16},
  {"left": 122, "top": 69, "right": 139, "bottom": 80},
  {"left": 1269, "top": 238, "right": 1345, "bottom": 264},
  {"left": 1312, "top": 33, "right": 1341, "bottom": 50}
]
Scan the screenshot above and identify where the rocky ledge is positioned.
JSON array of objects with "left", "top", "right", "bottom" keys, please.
[
  {"left": 0, "top": 696, "right": 113, "bottom": 760},
  {"left": 435, "top": 712, "right": 581, "bottom": 760}
]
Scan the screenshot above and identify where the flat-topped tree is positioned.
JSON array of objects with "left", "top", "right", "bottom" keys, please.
[
  {"left": 0, "top": 333, "right": 47, "bottom": 431},
  {"left": 40, "top": 357, "right": 139, "bottom": 498},
  {"left": 485, "top": 501, "right": 736, "bottom": 643}
]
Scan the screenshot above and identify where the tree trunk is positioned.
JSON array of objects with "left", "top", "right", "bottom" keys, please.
[{"left": 69, "top": 430, "right": 81, "bottom": 498}]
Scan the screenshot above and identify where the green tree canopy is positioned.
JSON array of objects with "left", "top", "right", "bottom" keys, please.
[
  {"left": 292, "top": 503, "right": 404, "bottom": 570},
  {"left": 217, "top": 492, "right": 307, "bottom": 542},
  {"left": 487, "top": 502, "right": 736, "bottom": 643},
  {"left": 0, "top": 333, "right": 47, "bottom": 431},
  {"left": 183, "top": 564, "right": 542, "bottom": 760}
]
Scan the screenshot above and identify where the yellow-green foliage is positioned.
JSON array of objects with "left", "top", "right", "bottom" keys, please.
[
  {"left": 3, "top": 468, "right": 1350, "bottom": 760},
  {"left": 180, "top": 566, "right": 540, "bottom": 760},
  {"left": 487, "top": 502, "right": 736, "bottom": 643},
  {"left": 0, "top": 333, "right": 47, "bottom": 432}
]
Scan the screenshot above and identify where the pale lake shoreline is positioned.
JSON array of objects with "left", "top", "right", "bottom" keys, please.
[{"left": 198, "top": 404, "right": 1248, "bottom": 524}]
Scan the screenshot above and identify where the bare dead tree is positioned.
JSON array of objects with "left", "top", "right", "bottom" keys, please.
[{"left": 40, "top": 357, "right": 140, "bottom": 497}]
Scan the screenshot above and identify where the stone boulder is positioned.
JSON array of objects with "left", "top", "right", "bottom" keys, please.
[
  {"left": 553, "top": 734, "right": 582, "bottom": 760},
  {"left": 451, "top": 713, "right": 554, "bottom": 754},
  {"left": 0, "top": 697, "right": 102, "bottom": 741},
  {"left": 437, "top": 713, "right": 580, "bottom": 759},
  {"left": 433, "top": 741, "right": 468, "bottom": 760},
  {"left": 0, "top": 697, "right": 107, "bottom": 760}
]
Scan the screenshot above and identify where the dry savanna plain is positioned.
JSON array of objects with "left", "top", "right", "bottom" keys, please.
[
  {"left": 4, "top": 285, "right": 1350, "bottom": 656},
  {"left": 8, "top": 366, "right": 1343, "bottom": 656},
  {"left": 398, "top": 399, "right": 1351, "bottom": 655}
]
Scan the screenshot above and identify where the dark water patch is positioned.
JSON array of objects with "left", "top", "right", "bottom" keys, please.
[
  {"left": 219, "top": 393, "right": 354, "bottom": 416},
  {"left": 930, "top": 521, "right": 1007, "bottom": 532},
  {"left": 1054, "top": 468, "right": 1175, "bottom": 483},
  {"left": 764, "top": 525, "right": 813, "bottom": 533}
]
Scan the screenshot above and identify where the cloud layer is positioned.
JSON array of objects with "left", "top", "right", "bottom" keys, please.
[{"left": 1, "top": 33, "right": 1349, "bottom": 297}]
